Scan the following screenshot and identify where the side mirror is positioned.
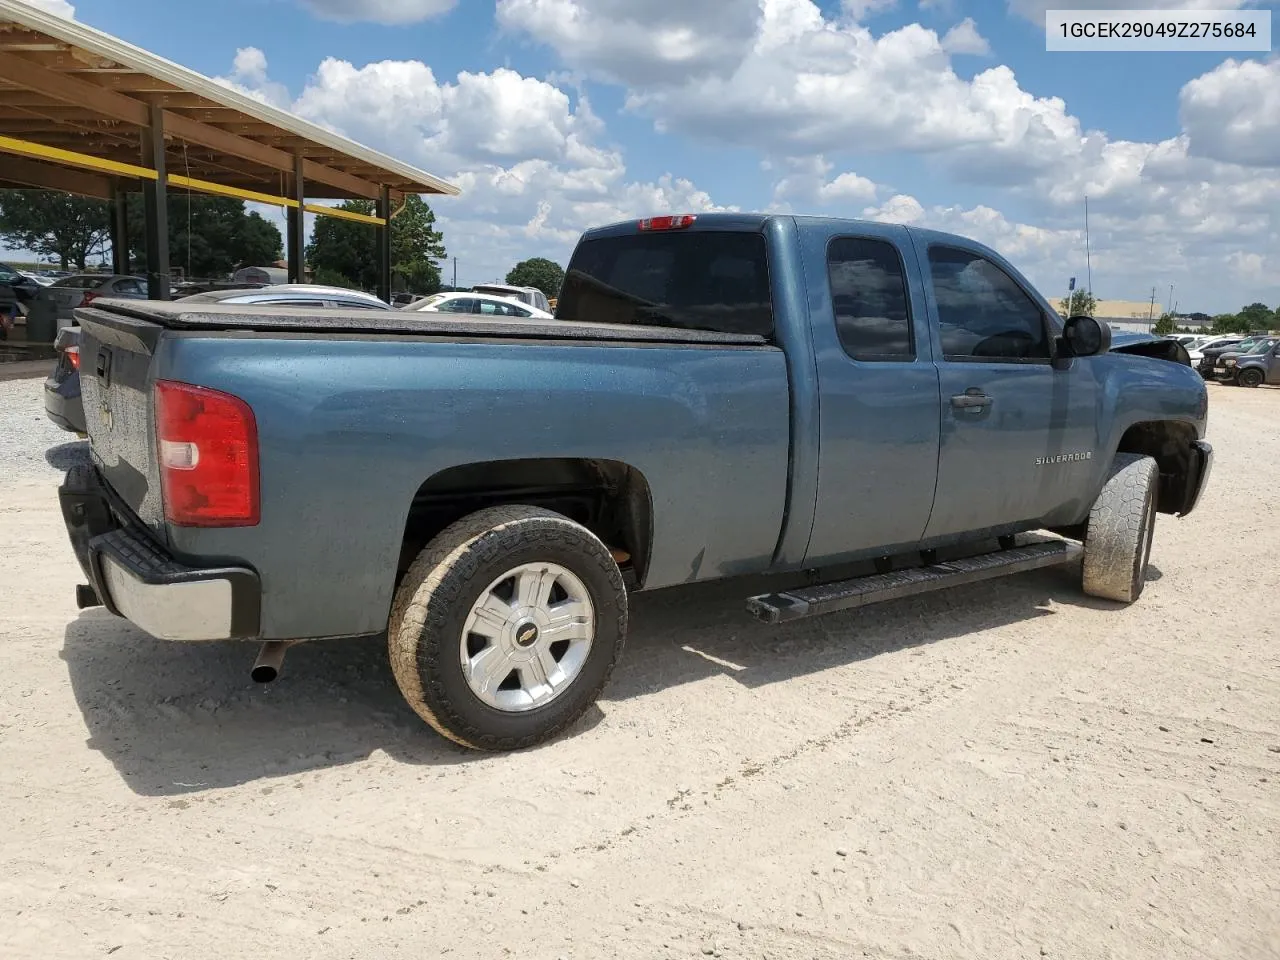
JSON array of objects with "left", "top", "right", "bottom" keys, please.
[{"left": 1060, "top": 315, "right": 1111, "bottom": 358}]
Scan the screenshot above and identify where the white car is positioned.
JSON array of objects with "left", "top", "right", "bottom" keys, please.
[
  {"left": 1186, "top": 335, "right": 1241, "bottom": 362},
  {"left": 402, "top": 291, "right": 554, "bottom": 320}
]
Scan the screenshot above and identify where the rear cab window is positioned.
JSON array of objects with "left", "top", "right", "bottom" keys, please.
[
  {"left": 826, "top": 236, "right": 914, "bottom": 361},
  {"left": 557, "top": 229, "right": 773, "bottom": 337}
]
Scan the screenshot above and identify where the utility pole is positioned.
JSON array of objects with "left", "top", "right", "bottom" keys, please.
[
  {"left": 453, "top": 256, "right": 457, "bottom": 290},
  {"left": 1148, "top": 286, "right": 1157, "bottom": 331}
]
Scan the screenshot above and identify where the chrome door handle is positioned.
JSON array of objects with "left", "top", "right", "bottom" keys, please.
[{"left": 950, "top": 391, "right": 992, "bottom": 409}]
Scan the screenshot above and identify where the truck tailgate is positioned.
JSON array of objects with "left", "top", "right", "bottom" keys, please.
[{"left": 75, "top": 308, "right": 167, "bottom": 535}]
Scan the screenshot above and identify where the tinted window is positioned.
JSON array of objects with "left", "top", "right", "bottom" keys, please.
[
  {"left": 928, "top": 247, "right": 1050, "bottom": 360},
  {"left": 477, "top": 300, "right": 523, "bottom": 316},
  {"left": 557, "top": 231, "right": 772, "bottom": 337},
  {"left": 827, "top": 237, "right": 913, "bottom": 360},
  {"left": 437, "top": 298, "right": 476, "bottom": 314},
  {"left": 55, "top": 275, "right": 107, "bottom": 290},
  {"left": 112, "top": 279, "right": 143, "bottom": 295}
]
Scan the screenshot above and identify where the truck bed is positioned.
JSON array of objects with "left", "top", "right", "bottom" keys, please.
[{"left": 78, "top": 299, "right": 769, "bottom": 347}]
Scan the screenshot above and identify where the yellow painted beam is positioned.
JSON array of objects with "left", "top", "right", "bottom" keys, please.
[
  {"left": 304, "top": 202, "right": 386, "bottom": 226},
  {"left": 169, "top": 174, "right": 299, "bottom": 209},
  {"left": 0, "top": 133, "right": 157, "bottom": 180}
]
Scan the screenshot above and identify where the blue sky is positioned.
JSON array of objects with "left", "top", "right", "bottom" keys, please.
[{"left": 18, "top": 0, "right": 1280, "bottom": 311}]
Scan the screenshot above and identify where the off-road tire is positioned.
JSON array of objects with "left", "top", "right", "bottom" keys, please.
[
  {"left": 1081, "top": 453, "right": 1159, "bottom": 603},
  {"left": 1238, "top": 367, "right": 1264, "bottom": 388},
  {"left": 388, "top": 505, "right": 627, "bottom": 751}
]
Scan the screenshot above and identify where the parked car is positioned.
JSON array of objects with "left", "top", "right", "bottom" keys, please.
[
  {"left": 1218, "top": 337, "right": 1280, "bottom": 386},
  {"left": 44, "top": 284, "right": 392, "bottom": 434},
  {"left": 472, "top": 283, "right": 552, "bottom": 314},
  {"left": 402, "top": 290, "right": 554, "bottom": 319},
  {"left": 0, "top": 261, "right": 41, "bottom": 305},
  {"left": 176, "top": 283, "right": 391, "bottom": 310},
  {"left": 58, "top": 213, "right": 1212, "bottom": 751},
  {"left": 1186, "top": 335, "right": 1241, "bottom": 363},
  {"left": 1196, "top": 336, "right": 1264, "bottom": 378},
  {"left": 43, "top": 325, "right": 84, "bottom": 434},
  {"left": 36, "top": 274, "right": 148, "bottom": 322}
]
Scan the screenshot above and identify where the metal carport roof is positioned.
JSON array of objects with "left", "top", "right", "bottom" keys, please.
[{"left": 0, "top": 0, "right": 459, "bottom": 302}]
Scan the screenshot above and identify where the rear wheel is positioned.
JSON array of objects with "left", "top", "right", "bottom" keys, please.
[
  {"left": 1082, "top": 453, "right": 1159, "bottom": 603},
  {"left": 388, "top": 505, "right": 627, "bottom": 750},
  {"left": 1238, "top": 367, "right": 1264, "bottom": 388}
]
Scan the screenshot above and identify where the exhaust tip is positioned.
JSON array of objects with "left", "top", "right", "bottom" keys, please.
[
  {"left": 251, "top": 641, "right": 290, "bottom": 683},
  {"left": 76, "top": 584, "right": 100, "bottom": 609}
]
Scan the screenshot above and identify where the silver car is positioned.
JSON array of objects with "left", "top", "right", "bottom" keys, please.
[
  {"left": 176, "top": 283, "right": 392, "bottom": 310},
  {"left": 37, "top": 273, "right": 148, "bottom": 321}
]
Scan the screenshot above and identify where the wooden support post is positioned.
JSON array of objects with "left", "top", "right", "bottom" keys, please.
[
  {"left": 376, "top": 185, "right": 391, "bottom": 304},
  {"left": 111, "top": 184, "right": 129, "bottom": 275},
  {"left": 287, "top": 152, "right": 305, "bottom": 283},
  {"left": 140, "top": 104, "right": 169, "bottom": 300}
]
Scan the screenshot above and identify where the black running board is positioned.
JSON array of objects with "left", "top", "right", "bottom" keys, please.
[{"left": 746, "top": 539, "right": 1082, "bottom": 625}]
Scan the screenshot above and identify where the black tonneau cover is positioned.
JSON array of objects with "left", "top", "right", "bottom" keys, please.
[{"left": 76, "top": 299, "right": 768, "bottom": 347}]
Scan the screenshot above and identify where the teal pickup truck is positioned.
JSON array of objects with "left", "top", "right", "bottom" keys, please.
[{"left": 59, "top": 213, "right": 1212, "bottom": 750}]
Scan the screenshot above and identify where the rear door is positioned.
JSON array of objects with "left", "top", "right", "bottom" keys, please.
[
  {"left": 800, "top": 223, "right": 942, "bottom": 566},
  {"left": 914, "top": 235, "right": 1099, "bottom": 539}
]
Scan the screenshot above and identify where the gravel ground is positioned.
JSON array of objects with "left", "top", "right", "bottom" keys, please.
[
  {"left": 0, "top": 375, "right": 88, "bottom": 480},
  {"left": 1, "top": 371, "right": 1278, "bottom": 960}
]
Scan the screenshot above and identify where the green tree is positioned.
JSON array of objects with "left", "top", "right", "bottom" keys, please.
[
  {"left": 0, "top": 190, "right": 110, "bottom": 270},
  {"left": 1237, "top": 301, "right": 1273, "bottom": 332},
  {"left": 1059, "top": 289, "right": 1097, "bottom": 317},
  {"left": 306, "top": 195, "right": 446, "bottom": 294},
  {"left": 1153, "top": 313, "right": 1175, "bottom": 335},
  {"left": 505, "top": 257, "right": 564, "bottom": 298},
  {"left": 128, "top": 195, "right": 281, "bottom": 278},
  {"left": 1211, "top": 312, "right": 1243, "bottom": 334}
]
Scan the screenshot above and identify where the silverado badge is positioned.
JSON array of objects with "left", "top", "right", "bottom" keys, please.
[{"left": 1035, "top": 452, "right": 1093, "bottom": 465}]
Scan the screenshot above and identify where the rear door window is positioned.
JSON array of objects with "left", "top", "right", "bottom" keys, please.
[
  {"left": 826, "top": 237, "right": 913, "bottom": 361},
  {"left": 557, "top": 230, "right": 773, "bottom": 337}
]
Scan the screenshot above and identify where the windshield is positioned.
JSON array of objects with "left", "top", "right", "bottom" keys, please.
[
  {"left": 1245, "top": 339, "right": 1277, "bottom": 354},
  {"left": 557, "top": 230, "right": 773, "bottom": 337}
]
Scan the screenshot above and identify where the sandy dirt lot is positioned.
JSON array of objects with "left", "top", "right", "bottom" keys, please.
[{"left": 1, "top": 374, "right": 1278, "bottom": 960}]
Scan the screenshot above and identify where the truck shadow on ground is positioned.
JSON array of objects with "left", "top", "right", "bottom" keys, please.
[{"left": 61, "top": 560, "right": 1150, "bottom": 796}]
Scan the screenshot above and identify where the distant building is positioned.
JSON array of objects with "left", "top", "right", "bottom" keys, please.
[{"left": 1054, "top": 299, "right": 1212, "bottom": 335}]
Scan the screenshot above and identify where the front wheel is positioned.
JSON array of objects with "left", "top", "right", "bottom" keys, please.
[
  {"left": 1238, "top": 367, "right": 1265, "bottom": 388},
  {"left": 1081, "top": 454, "right": 1159, "bottom": 603},
  {"left": 388, "top": 505, "right": 627, "bottom": 750}
]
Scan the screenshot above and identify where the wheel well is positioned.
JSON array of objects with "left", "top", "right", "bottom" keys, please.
[
  {"left": 1115, "top": 421, "right": 1199, "bottom": 514},
  {"left": 396, "top": 458, "right": 653, "bottom": 587}
]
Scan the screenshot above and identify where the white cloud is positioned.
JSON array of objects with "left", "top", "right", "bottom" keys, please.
[
  {"left": 213, "top": 47, "right": 292, "bottom": 109},
  {"left": 298, "top": 0, "right": 455, "bottom": 25},
  {"left": 770, "top": 155, "right": 878, "bottom": 210},
  {"left": 224, "top": 50, "right": 730, "bottom": 283},
  {"left": 940, "top": 17, "right": 990, "bottom": 55},
  {"left": 1005, "top": 0, "right": 1249, "bottom": 27},
  {"left": 496, "top": 0, "right": 761, "bottom": 86},
  {"left": 20, "top": 0, "right": 75, "bottom": 17},
  {"left": 841, "top": 0, "right": 897, "bottom": 20},
  {"left": 1180, "top": 57, "right": 1280, "bottom": 168}
]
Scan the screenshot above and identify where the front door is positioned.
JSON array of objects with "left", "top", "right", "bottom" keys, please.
[
  {"left": 801, "top": 225, "right": 942, "bottom": 567},
  {"left": 915, "top": 238, "right": 1098, "bottom": 540}
]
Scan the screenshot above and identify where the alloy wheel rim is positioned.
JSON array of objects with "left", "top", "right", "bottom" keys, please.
[{"left": 459, "top": 562, "right": 595, "bottom": 713}]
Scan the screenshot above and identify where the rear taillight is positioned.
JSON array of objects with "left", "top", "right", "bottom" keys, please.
[
  {"left": 637, "top": 214, "right": 697, "bottom": 231},
  {"left": 65, "top": 346, "right": 80, "bottom": 370},
  {"left": 80, "top": 290, "right": 100, "bottom": 305},
  {"left": 154, "top": 379, "right": 259, "bottom": 527}
]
